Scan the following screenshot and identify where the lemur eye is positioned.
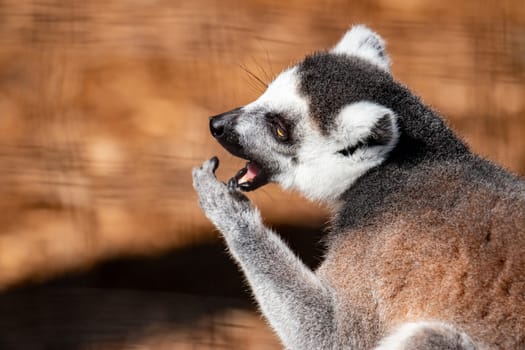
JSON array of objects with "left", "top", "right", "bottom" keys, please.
[
  {"left": 275, "top": 126, "right": 287, "bottom": 140},
  {"left": 265, "top": 112, "right": 290, "bottom": 142}
]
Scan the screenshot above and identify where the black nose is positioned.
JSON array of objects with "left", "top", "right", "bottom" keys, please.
[
  {"left": 209, "top": 107, "right": 242, "bottom": 139},
  {"left": 209, "top": 116, "right": 226, "bottom": 138}
]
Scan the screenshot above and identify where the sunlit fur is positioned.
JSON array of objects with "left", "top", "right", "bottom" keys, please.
[
  {"left": 193, "top": 24, "right": 525, "bottom": 350},
  {"left": 281, "top": 101, "right": 399, "bottom": 202},
  {"left": 240, "top": 69, "right": 399, "bottom": 203},
  {"left": 375, "top": 322, "right": 477, "bottom": 350},
  {"left": 332, "top": 24, "right": 390, "bottom": 71}
]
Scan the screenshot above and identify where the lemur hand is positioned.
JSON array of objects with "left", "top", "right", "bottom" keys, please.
[{"left": 192, "top": 157, "right": 259, "bottom": 234}]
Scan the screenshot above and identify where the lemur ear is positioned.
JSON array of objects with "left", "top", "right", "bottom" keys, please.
[
  {"left": 331, "top": 25, "right": 390, "bottom": 72},
  {"left": 335, "top": 102, "right": 399, "bottom": 157}
]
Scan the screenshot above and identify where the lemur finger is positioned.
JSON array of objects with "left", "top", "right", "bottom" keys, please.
[
  {"left": 227, "top": 177, "right": 237, "bottom": 191},
  {"left": 202, "top": 156, "right": 219, "bottom": 174},
  {"left": 227, "top": 177, "right": 250, "bottom": 203}
]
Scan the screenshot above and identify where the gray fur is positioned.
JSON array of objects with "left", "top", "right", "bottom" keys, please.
[
  {"left": 404, "top": 329, "right": 475, "bottom": 350},
  {"left": 192, "top": 157, "right": 334, "bottom": 349},
  {"left": 193, "top": 25, "right": 525, "bottom": 349},
  {"left": 334, "top": 149, "right": 525, "bottom": 236},
  {"left": 297, "top": 52, "right": 468, "bottom": 160},
  {"left": 375, "top": 322, "right": 478, "bottom": 350}
]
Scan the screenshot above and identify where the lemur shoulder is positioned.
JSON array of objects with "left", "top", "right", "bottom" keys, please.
[{"left": 192, "top": 25, "right": 525, "bottom": 349}]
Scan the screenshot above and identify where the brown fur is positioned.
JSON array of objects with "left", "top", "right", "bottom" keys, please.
[{"left": 318, "top": 178, "right": 525, "bottom": 349}]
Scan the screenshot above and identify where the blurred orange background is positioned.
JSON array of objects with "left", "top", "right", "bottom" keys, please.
[{"left": 0, "top": 0, "right": 523, "bottom": 349}]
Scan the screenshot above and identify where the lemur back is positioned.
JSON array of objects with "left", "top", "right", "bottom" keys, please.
[{"left": 193, "top": 25, "right": 525, "bottom": 349}]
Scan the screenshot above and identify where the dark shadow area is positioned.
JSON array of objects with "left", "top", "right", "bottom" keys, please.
[
  {"left": 32, "top": 223, "right": 325, "bottom": 297},
  {"left": 0, "top": 288, "right": 248, "bottom": 350},
  {"left": 0, "top": 223, "right": 325, "bottom": 350}
]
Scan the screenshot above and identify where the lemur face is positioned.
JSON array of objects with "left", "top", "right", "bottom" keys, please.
[{"left": 209, "top": 25, "right": 400, "bottom": 202}]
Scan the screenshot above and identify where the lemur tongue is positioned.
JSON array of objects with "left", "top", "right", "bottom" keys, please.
[
  {"left": 229, "top": 161, "right": 267, "bottom": 192},
  {"left": 238, "top": 162, "right": 260, "bottom": 184}
]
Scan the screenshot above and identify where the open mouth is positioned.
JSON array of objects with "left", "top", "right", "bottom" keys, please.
[{"left": 228, "top": 161, "right": 269, "bottom": 192}]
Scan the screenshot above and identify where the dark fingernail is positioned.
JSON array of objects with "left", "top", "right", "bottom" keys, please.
[
  {"left": 228, "top": 177, "right": 238, "bottom": 191},
  {"left": 210, "top": 156, "right": 219, "bottom": 172}
]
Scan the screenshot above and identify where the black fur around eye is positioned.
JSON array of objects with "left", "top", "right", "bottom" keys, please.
[
  {"left": 265, "top": 113, "right": 291, "bottom": 143},
  {"left": 264, "top": 112, "right": 282, "bottom": 121}
]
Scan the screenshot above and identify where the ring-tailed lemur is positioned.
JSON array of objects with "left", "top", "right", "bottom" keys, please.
[{"left": 192, "top": 25, "right": 525, "bottom": 349}]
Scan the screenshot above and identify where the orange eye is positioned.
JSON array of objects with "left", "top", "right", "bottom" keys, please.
[
  {"left": 276, "top": 127, "right": 286, "bottom": 138},
  {"left": 274, "top": 126, "right": 289, "bottom": 142}
]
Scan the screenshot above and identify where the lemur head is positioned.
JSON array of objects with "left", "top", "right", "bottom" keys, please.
[{"left": 210, "top": 25, "right": 400, "bottom": 203}]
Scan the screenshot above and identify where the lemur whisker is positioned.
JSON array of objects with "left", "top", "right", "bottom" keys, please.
[{"left": 238, "top": 63, "right": 268, "bottom": 89}]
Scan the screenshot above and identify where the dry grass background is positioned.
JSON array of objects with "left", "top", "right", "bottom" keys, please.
[{"left": 0, "top": 0, "right": 523, "bottom": 349}]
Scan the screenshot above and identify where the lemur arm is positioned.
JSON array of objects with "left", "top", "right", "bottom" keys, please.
[{"left": 192, "top": 158, "right": 335, "bottom": 350}]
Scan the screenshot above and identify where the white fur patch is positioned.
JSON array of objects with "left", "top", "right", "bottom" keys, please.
[
  {"left": 332, "top": 25, "right": 390, "bottom": 71},
  {"left": 244, "top": 67, "right": 309, "bottom": 117},
  {"left": 374, "top": 321, "right": 478, "bottom": 350},
  {"left": 280, "top": 101, "right": 398, "bottom": 203},
  {"left": 336, "top": 101, "right": 399, "bottom": 159}
]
